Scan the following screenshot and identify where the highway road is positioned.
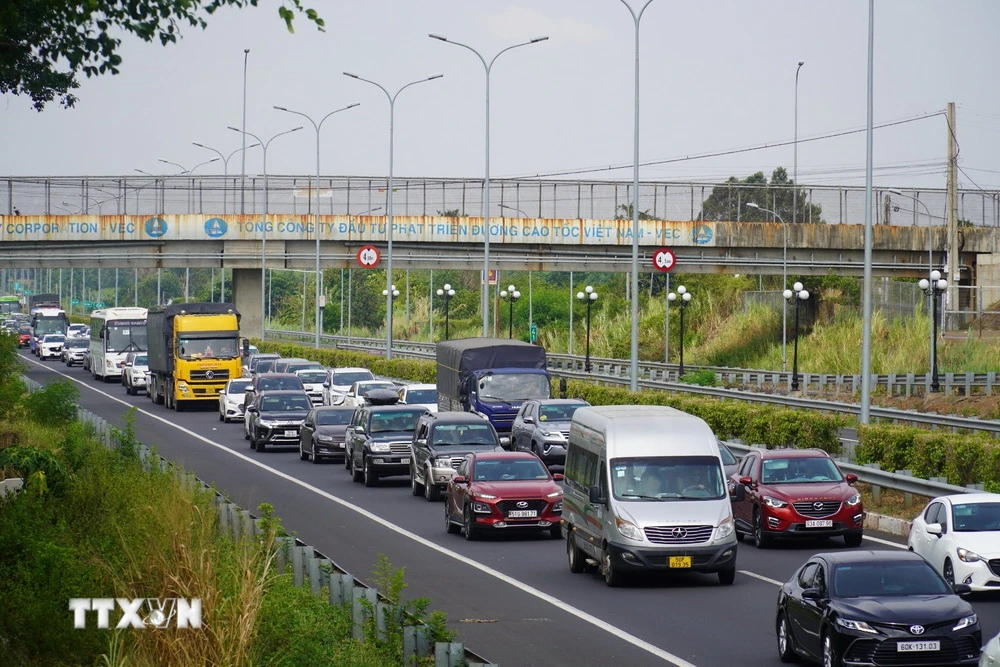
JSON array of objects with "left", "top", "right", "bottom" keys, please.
[{"left": 22, "top": 351, "right": 1000, "bottom": 667}]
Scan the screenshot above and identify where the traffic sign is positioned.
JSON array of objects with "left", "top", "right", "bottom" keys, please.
[
  {"left": 96, "top": 302, "right": 105, "bottom": 309},
  {"left": 71, "top": 299, "right": 80, "bottom": 306},
  {"left": 357, "top": 245, "right": 381, "bottom": 268},
  {"left": 530, "top": 323, "right": 538, "bottom": 343},
  {"left": 84, "top": 301, "right": 92, "bottom": 308},
  {"left": 14, "top": 282, "right": 21, "bottom": 290},
  {"left": 653, "top": 248, "right": 677, "bottom": 272}
]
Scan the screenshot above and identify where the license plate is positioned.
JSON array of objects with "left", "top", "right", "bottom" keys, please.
[
  {"left": 283, "top": 430, "right": 297, "bottom": 438},
  {"left": 805, "top": 519, "right": 833, "bottom": 528},
  {"left": 898, "top": 641, "right": 940, "bottom": 652},
  {"left": 669, "top": 556, "right": 692, "bottom": 568},
  {"left": 400, "top": 457, "right": 410, "bottom": 465},
  {"left": 507, "top": 510, "right": 537, "bottom": 518}
]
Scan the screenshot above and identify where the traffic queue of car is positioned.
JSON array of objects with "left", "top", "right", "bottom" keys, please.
[{"left": 42, "top": 344, "right": 1000, "bottom": 666}]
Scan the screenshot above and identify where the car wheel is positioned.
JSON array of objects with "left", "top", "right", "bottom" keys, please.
[
  {"left": 567, "top": 532, "right": 587, "bottom": 573},
  {"left": 463, "top": 505, "right": 479, "bottom": 541},
  {"left": 776, "top": 612, "right": 797, "bottom": 663},
  {"left": 363, "top": 457, "right": 378, "bottom": 487},
  {"left": 753, "top": 507, "right": 772, "bottom": 549},
  {"left": 944, "top": 559, "right": 955, "bottom": 586},
  {"left": 843, "top": 532, "right": 863, "bottom": 548},
  {"left": 718, "top": 566, "right": 736, "bottom": 586},
  {"left": 345, "top": 449, "right": 353, "bottom": 471},
  {"left": 822, "top": 631, "right": 840, "bottom": 667},
  {"left": 445, "top": 502, "right": 460, "bottom": 534},
  {"left": 351, "top": 454, "right": 363, "bottom": 483},
  {"left": 219, "top": 411, "right": 224, "bottom": 422},
  {"left": 602, "top": 547, "right": 625, "bottom": 587},
  {"left": 424, "top": 472, "right": 440, "bottom": 502},
  {"left": 310, "top": 445, "right": 322, "bottom": 464},
  {"left": 410, "top": 465, "right": 424, "bottom": 496},
  {"left": 299, "top": 443, "right": 309, "bottom": 461},
  {"left": 549, "top": 524, "right": 563, "bottom": 539},
  {"left": 253, "top": 429, "right": 265, "bottom": 453},
  {"left": 244, "top": 423, "right": 250, "bottom": 441}
]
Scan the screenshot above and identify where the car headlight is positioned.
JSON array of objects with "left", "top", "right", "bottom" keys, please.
[
  {"left": 953, "top": 614, "right": 978, "bottom": 631},
  {"left": 541, "top": 429, "right": 563, "bottom": 438},
  {"left": 546, "top": 490, "right": 563, "bottom": 498},
  {"left": 846, "top": 493, "right": 862, "bottom": 506},
  {"left": 434, "top": 457, "right": 453, "bottom": 468},
  {"left": 714, "top": 516, "right": 735, "bottom": 541},
  {"left": 473, "top": 492, "right": 497, "bottom": 500},
  {"left": 957, "top": 547, "right": 982, "bottom": 563},
  {"left": 369, "top": 442, "right": 390, "bottom": 453},
  {"left": 258, "top": 419, "right": 279, "bottom": 427},
  {"left": 615, "top": 516, "right": 643, "bottom": 541},
  {"left": 316, "top": 435, "right": 334, "bottom": 443},
  {"left": 763, "top": 496, "right": 788, "bottom": 509},
  {"left": 835, "top": 618, "right": 878, "bottom": 634}
]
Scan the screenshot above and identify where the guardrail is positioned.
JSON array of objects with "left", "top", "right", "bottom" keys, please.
[
  {"left": 23, "top": 376, "right": 495, "bottom": 666},
  {"left": 265, "top": 330, "right": 997, "bottom": 396}
]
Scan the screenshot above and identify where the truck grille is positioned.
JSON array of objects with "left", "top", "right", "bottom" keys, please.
[
  {"left": 792, "top": 501, "right": 842, "bottom": 517},
  {"left": 643, "top": 525, "right": 714, "bottom": 545},
  {"left": 190, "top": 369, "right": 230, "bottom": 381}
]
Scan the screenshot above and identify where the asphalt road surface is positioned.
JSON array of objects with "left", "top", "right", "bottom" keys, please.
[{"left": 22, "top": 351, "right": 1000, "bottom": 667}]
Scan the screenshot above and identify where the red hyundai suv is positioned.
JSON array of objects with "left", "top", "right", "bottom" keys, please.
[
  {"left": 728, "top": 448, "right": 863, "bottom": 548},
  {"left": 445, "top": 451, "right": 564, "bottom": 540}
]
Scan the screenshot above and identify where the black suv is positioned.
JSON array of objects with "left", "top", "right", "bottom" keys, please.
[
  {"left": 246, "top": 389, "right": 313, "bottom": 452},
  {"left": 410, "top": 412, "right": 504, "bottom": 501},
  {"left": 346, "top": 401, "right": 429, "bottom": 487},
  {"left": 243, "top": 373, "right": 305, "bottom": 437}
]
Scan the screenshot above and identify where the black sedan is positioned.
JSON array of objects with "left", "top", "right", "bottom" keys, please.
[
  {"left": 776, "top": 550, "right": 980, "bottom": 667},
  {"left": 299, "top": 406, "right": 354, "bottom": 464}
]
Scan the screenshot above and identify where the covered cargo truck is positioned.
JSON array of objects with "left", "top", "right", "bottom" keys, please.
[
  {"left": 146, "top": 303, "right": 245, "bottom": 411},
  {"left": 436, "top": 338, "right": 551, "bottom": 443}
]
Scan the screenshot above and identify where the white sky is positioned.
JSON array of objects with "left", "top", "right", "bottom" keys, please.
[{"left": 2, "top": 0, "right": 998, "bottom": 190}]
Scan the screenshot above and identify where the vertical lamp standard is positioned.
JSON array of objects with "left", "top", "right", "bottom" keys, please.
[
  {"left": 275, "top": 102, "right": 361, "bottom": 348},
  {"left": 783, "top": 282, "right": 810, "bottom": 391},
  {"left": 227, "top": 125, "right": 303, "bottom": 341},
  {"left": 343, "top": 71, "right": 442, "bottom": 359},
  {"left": 192, "top": 142, "right": 262, "bottom": 214},
  {"left": 793, "top": 61, "right": 804, "bottom": 227},
  {"left": 919, "top": 270, "right": 948, "bottom": 392},
  {"left": 576, "top": 285, "right": 598, "bottom": 372},
  {"left": 382, "top": 284, "right": 400, "bottom": 341},
  {"left": 428, "top": 33, "right": 548, "bottom": 336},
  {"left": 499, "top": 284, "right": 521, "bottom": 339},
  {"left": 667, "top": 285, "right": 692, "bottom": 377},
  {"left": 746, "top": 201, "right": 789, "bottom": 371},
  {"left": 436, "top": 283, "right": 456, "bottom": 340}
]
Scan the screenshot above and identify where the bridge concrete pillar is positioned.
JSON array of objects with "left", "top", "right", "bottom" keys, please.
[{"left": 231, "top": 268, "right": 263, "bottom": 340}]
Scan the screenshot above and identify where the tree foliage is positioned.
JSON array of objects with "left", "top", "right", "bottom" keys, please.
[
  {"left": 0, "top": 0, "right": 324, "bottom": 111},
  {"left": 697, "top": 167, "right": 824, "bottom": 224}
]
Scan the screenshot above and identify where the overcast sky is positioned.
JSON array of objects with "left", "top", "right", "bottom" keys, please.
[{"left": 2, "top": 0, "right": 998, "bottom": 191}]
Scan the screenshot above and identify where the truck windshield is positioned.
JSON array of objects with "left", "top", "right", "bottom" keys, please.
[
  {"left": 478, "top": 372, "right": 550, "bottom": 402},
  {"left": 106, "top": 321, "right": 148, "bottom": 353},
  {"left": 34, "top": 317, "right": 67, "bottom": 336},
  {"left": 610, "top": 456, "right": 725, "bottom": 501},
  {"left": 178, "top": 337, "right": 239, "bottom": 360}
]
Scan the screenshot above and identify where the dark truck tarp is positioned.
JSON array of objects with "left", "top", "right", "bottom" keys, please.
[
  {"left": 29, "top": 293, "right": 60, "bottom": 309},
  {"left": 436, "top": 338, "right": 547, "bottom": 399},
  {"left": 146, "top": 303, "right": 240, "bottom": 374}
]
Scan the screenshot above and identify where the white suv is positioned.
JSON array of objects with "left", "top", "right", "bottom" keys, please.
[
  {"left": 39, "top": 334, "right": 66, "bottom": 360},
  {"left": 322, "top": 367, "right": 374, "bottom": 406}
]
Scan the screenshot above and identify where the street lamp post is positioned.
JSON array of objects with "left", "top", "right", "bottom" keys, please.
[
  {"left": 499, "top": 284, "right": 521, "bottom": 339},
  {"left": 156, "top": 157, "right": 220, "bottom": 212},
  {"left": 275, "top": 102, "right": 361, "bottom": 349},
  {"left": 192, "top": 142, "right": 262, "bottom": 214},
  {"left": 343, "top": 71, "right": 442, "bottom": 359},
  {"left": 783, "top": 282, "right": 810, "bottom": 391},
  {"left": 919, "top": 270, "right": 948, "bottom": 392},
  {"left": 793, "top": 61, "right": 804, "bottom": 226},
  {"left": 436, "top": 283, "right": 456, "bottom": 340},
  {"left": 382, "top": 284, "right": 400, "bottom": 338},
  {"left": 429, "top": 33, "right": 548, "bottom": 337},
  {"left": 576, "top": 285, "right": 598, "bottom": 372},
  {"left": 227, "top": 125, "right": 303, "bottom": 341},
  {"left": 499, "top": 204, "right": 529, "bottom": 218},
  {"left": 889, "top": 189, "right": 938, "bottom": 368},
  {"left": 746, "top": 201, "right": 789, "bottom": 371},
  {"left": 667, "top": 285, "right": 692, "bottom": 377}
]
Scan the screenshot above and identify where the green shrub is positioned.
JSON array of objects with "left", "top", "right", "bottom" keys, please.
[
  {"left": 678, "top": 369, "right": 717, "bottom": 386},
  {"left": 22, "top": 380, "right": 79, "bottom": 425}
]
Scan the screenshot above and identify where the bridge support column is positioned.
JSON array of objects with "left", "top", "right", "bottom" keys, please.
[{"left": 231, "top": 268, "right": 263, "bottom": 340}]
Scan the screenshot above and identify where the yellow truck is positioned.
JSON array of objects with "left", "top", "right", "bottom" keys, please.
[{"left": 146, "top": 303, "right": 246, "bottom": 411}]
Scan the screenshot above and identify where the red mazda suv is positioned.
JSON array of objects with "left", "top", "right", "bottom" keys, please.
[{"left": 728, "top": 448, "right": 863, "bottom": 548}]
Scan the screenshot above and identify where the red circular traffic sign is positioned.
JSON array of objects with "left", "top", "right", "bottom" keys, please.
[
  {"left": 357, "top": 245, "right": 381, "bottom": 268},
  {"left": 653, "top": 248, "right": 677, "bottom": 272}
]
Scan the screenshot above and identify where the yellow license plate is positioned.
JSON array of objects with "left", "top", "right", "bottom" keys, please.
[{"left": 669, "top": 556, "right": 692, "bottom": 568}]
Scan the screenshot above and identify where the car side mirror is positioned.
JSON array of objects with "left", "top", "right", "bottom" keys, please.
[
  {"left": 415, "top": 438, "right": 427, "bottom": 447},
  {"left": 356, "top": 425, "right": 365, "bottom": 434},
  {"left": 739, "top": 475, "right": 753, "bottom": 488},
  {"left": 801, "top": 588, "right": 822, "bottom": 600},
  {"left": 732, "top": 483, "right": 746, "bottom": 502},
  {"left": 452, "top": 476, "right": 467, "bottom": 485},
  {"left": 588, "top": 485, "right": 606, "bottom": 506},
  {"left": 237, "top": 403, "right": 245, "bottom": 410},
  {"left": 523, "top": 416, "right": 535, "bottom": 424},
  {"left": 552, "top": 473, "right": 564, "bottom": 481},
  {"left": 952, "top": 583, "right": 972, "bottom": 596},
  {"left": 323, "top": 381, "right": 330, "bottom": 388},
  {"left": 845, "top": 473, "right": 858, "bottom": 484},
  {"left": 247, "top": 407, "right": 258, "bottom": 414},
  {"left": 500, "top": 436, "right": 511, "bottom": 449},
  {"left": 926, "top": 522, "right": 943, "bottom": 536}
]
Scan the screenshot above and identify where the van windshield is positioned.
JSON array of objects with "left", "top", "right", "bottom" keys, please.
[{"left": 610, "top": 456, "right": 725, "bottom": 501}]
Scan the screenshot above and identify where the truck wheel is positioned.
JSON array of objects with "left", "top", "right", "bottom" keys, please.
[{"left": 175, "top": 399, "right": 185, "bottom": 412}]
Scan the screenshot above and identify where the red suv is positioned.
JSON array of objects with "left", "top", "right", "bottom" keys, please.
[
  {"left": 729, "top": 448, "right": 863, "bottom": 548},
  {"left": 445, "top": 451, "right": 564, "bottom": 540}
]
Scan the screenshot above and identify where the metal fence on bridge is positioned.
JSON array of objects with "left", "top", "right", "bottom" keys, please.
[{"left": 4, "top": 175, "right": 999, "bottom": 228}]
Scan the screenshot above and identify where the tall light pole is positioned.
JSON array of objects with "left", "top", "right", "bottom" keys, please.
[
  {"left": 919, "top": 271, "right": 948, "bottom": 392},
  {"left": 241, "top": 48, "right": 250, "bottom": 215},
  {"left": 228, "top": 125, "right": 303, "bottom": 341},
  {"left": 192, "top": 142, "right": 261, "bottom": 214},
  {"left": 344, "top": 71, "right": 442, "bottom": 359},
  {"left": 859, "top": 0, "right": 875, "bottom": 424},
  {"left": 436, "top": 283, "right": 456, "bottom": 340},
  {"left": 429, "top": 33, "right": 548, "bottom": 337},
  {"left": 783, "top": 282, "right": 810, "bottom": 391},
  {"left": 617, "top": 0, "right": 659, "bottom": 392},
  {"left": 889, "top": 189, "right": 938, "bottom": 367},
  {"left": 499, "top": 204, "right": 529, "bottom": 218},
  {"left": 576, "top": 285, "right": 598, "bottom": 372},
  {"left": 275, "top": 102, "right": 360, "bottom": 348},
  {"left": 667, "top": 285, "right": 692, "bottom": 377},
  {"left": 793, "top": 61, "right": 804, "bottom": 226},
  {"left": 746, "top": 201, "right": 788, "bottom": 370}
]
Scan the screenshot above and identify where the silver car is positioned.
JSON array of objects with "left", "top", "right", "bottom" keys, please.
[{"left": 511, "top": 398, "right": 590, "bottom": 465}]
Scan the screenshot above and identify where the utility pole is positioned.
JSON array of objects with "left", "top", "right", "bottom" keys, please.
[{"left": 945, "top": 101, "right": 959, "bottom": 333}]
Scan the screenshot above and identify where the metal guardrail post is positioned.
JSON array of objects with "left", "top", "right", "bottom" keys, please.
[
  {"left": 863, "top": 463, "right": 882, "bottom": 503},
  {"left": 896, "top": 470, "right": 914, "bottom": 509},
  {"left": 352, "top": 587, "right": 378, "bottom": 641},
  {"left": 308, "top": 557, "right": 323, "bottom": 596}
]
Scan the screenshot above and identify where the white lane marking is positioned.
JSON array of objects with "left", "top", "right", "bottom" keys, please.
[
  {"left": 25, "top": 357, "right": 698, "bottom": 667},
  {"left": 739, "top": 570, "right": 782, "bottom": 586},
  {"left": 864, "top": 534, "right": 906, "bottom": 549}
]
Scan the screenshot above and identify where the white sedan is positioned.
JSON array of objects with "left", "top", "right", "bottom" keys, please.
[
  {"left": 908, "top": 493, "right": 1000, "bottom": 591},
  {"left": 396, "top": 383, "right": 438, "bottom": 413}
]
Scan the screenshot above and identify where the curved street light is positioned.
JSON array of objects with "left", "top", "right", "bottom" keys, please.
[
  {"left": 192, "top": 141, "right": 261, "bottom": 214},
  {"left": 746, "top": 201, "right": 790, "bottom": 372}
]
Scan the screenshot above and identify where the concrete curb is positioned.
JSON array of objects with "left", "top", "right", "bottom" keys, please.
[{"left": 864, "top": 511, "right": 913, "bottom": 539}]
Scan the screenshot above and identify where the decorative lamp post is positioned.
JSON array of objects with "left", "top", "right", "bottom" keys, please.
[
  {"left": 499, "top": 284, "right": 521, "bottom": 339},
  {"left": 576, "top": 285, "right": 598, "bottom": 372},
  {"left": 783, "top": 281, "right": 810, "bottom": 391},
  {"left": 667, "top": 285, "right": 692, "bottom": 377},
  {"left": 436, "top": 283, "right": 456, "bottom": 340},
  {"left": 919, "top": 270, "right": 948, "bottom": 392}
]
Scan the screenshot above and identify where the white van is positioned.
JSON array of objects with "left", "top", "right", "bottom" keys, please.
[{"left": 562, "top": 405, "right": 738, "bottom": 587}]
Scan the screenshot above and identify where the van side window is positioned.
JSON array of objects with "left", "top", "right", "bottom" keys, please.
[
  {"left": 565, "top": 445, "right": 598, "bottom": 492},
  {"left": 598, "top": 461, "right": 608, "bottom": 498}
]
